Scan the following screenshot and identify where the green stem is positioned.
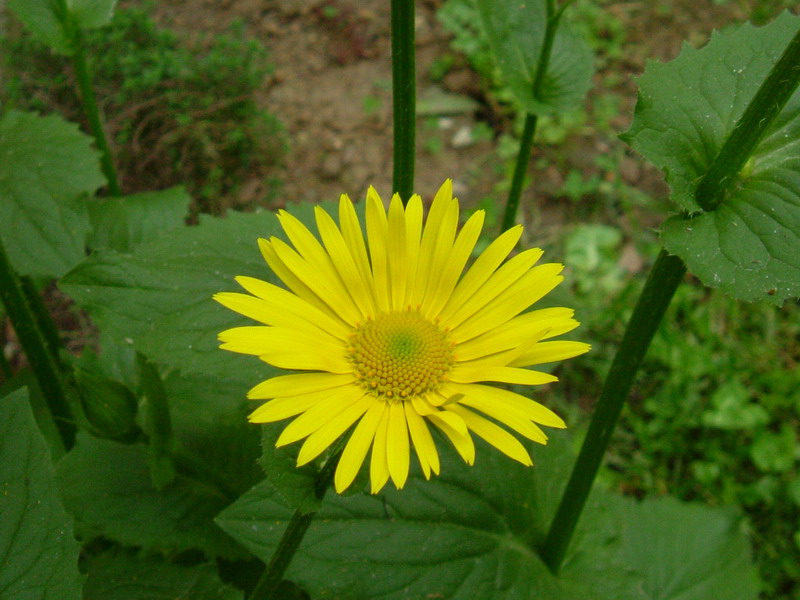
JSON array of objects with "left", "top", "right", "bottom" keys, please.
[
  {"left": 695, "top": 26, "right": 800, "bottom": 211},
  {"left": 58, "top": 4, "right": 122, "bottom": 196},
  {"left": 501, "top": 114, "right": 538, "bottom": 231},
  {"left": 0, "top": 238, "right": 75, "bottom": 448},
  {"left": 540, "top": 249, "right": 687, "bottom": 573},
  {"left": 500, "top": 0, "right": 562, "bottom": 231},
  {"left": 390, "top": 0, "right": 415, "bottom": 205},
  {"left": 248, "top": 439, "right": 346, "bottom": 600},
  {"left": 20, "top": 277, "right": 63, "bottom": 360}
]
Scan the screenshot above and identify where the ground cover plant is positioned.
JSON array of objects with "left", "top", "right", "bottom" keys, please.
[{"left": 1, "top": 1, "right": 799, "bottom": 600}]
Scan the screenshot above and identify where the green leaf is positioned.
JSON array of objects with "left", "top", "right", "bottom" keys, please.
[
  {"left": 86, "top": 186, "right": 190, "bottom": 253},
  {"left": 83, "top": 552, "right": 242, "bottom": 600},
  {"left": 67, "top": 0, "right": 117, "bottom": 29},
  {"left": 8, "top": 0, "right": 72, "bottom": 54},
  {"left": 0, "top": 388, "right": 82, "bottom": 600},
  {"left": 218, "top": 435, "right": 645, "bottom": 600},
  {"left": 56, "top": 433, "right": 247, "bottom": 559},
  {"left": 73, "top": 366, "right": 139, "bottom": 441},
  {"left": 60, "top": 211, "right": 281, "bottom": 382},
  {"left": 622, "top": 13, "right": 800, "bottom": 303},
  {"left": 477, "top": 0, "right": 594, "bottom": 114},
  {"left": 258, "top": 425, "right": 321, "bottom": 514},
  {"left": 614, "top": 496, "right": 760, "bottom": 600},
  {"left": 0, "top": 110, "right": 105, "bottom": 278}
]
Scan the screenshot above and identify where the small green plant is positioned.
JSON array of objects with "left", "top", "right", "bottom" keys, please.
[{"left": 2, "top": 6, "right": 285, "bottom": 213}]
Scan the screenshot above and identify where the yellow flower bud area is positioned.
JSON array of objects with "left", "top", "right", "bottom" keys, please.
[{"left": 349, "top": 310, "right": 453, "bottom": 401}]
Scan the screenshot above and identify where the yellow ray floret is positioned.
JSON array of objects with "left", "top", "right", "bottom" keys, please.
[{"left": 215, "top": 180, "right": 589, "bottom": 494}]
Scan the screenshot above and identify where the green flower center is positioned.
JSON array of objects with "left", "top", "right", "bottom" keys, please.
[{"left": 348, "top": 310, "right": 453, "bottom": 400}]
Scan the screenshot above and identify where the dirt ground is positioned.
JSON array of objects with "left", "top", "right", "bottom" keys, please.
[{"left": 150, "top": 0, "right": 770, "bottom": 220}]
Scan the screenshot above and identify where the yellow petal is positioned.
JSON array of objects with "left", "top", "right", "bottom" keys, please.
[
  {"left": 448, "top": 404, "right": 533, "bottom": 466},
  {"left": 387, "top": 194, "right": 408, "bottom": 311},
  {"left": 510, "top": 341, "right": 592, "bottom": 367},
  {"left": 297, "top": 394, "right": 373, "bottom": 466},
  {"left": 275, "top": 385, "right": 364, "bottom": 446},
  {"left": 427, "top": 409, "right": 474, "bottom": 464},
  {"left": 423, "top": 209, "right": 484, "bottom": 320},
  {"left": 437, "top": 224, "right": 522, "bottom": 323},
  {"left": 450, "top": 263, "right": 564, "bottom": 344},
  {"left": 366, "top": 187, "right": 390, "bottom": 312},
  {"left": 247, "top": 373, "right": 354, "bottom": 400},
  {"left": 248, "top": 388, "right": 338, "bottom": 423},
  {"left": 442, "top": 247, "right": 543, "bottom": 331},
  {"left": 338, "top": 194, "right": 375, "bottom": 297},
  {"left": 386, "top": 401, "right": 410, "bottom": 489},
  {"left": 402, "top": 194, "right": 424, "bottom": 308},
  {"left": 410, "top": 180, "right": 453, "bottom": 307},
  {"left": 370, "top": 407, "right": 391, "bottom": 493},
  {"left": 315, "top": 206, "right": 377, "bottom": 318},
  {"left": 447, "top": 383, "right": 566, "bottom": 429},
  {"left": 405, "top": 401, "right": 440, "bottom": 477},
  {"left": 455, "top": 392, "right": 549, "bottom": 444},
  {"left": 449, "top": 365, "right": 557, "bottom": 386},
  {"left": 420, "top": 197, "right": 459, "bottom": 313},
  {"left": 335, "top": 401, "right": 386, "bottom": 493}
]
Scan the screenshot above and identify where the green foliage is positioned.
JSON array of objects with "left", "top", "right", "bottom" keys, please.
[
  {"left": 623, "top": 13, "right": 800, "bottom": 304},
  {"left": 0, "top": 110, "right": 105, "bottom": 278},
  {"left": 477, "top": 0, "right": 594, "bottom": 115},
  {"left": 3, "top": 5, "right": 285, "bottom": 212},
  {"left": 0, "top": 388, "right": 82, "bottom": 600}
]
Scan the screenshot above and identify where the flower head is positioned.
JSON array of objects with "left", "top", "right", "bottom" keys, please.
[{"left": 215, "top": 180, "right": 589, "bottom": 494}]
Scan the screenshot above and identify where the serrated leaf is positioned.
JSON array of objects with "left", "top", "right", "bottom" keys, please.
[
  {"left": 56, "top": 433, "right": 247, "bottom": 559},
  {"left": 8, "top": 0, "right": 117, "bottom": 54},
  {"left": 614, "top": 496, "right": 759, "bottom": 600},
  {"left": 477, "top": 0, "right": 594, "bottom": 114},
  {"left": 218, "top": 435, "right": 646, "bottom": 600},
  {"left": 67, "top": 0, "right": 117, "bottom": 29},
  {"left": 60, "top": 211, "right": 281, "bottom": 381},
  {"left": 0, "top": 388, "right": 82, "bottom": 600},
  {"left": 0, "top": 111, "right": 105, "bottom": 278},
  {"left": 83, "top": 552, "right": 242, "bottom": 600},
  {"left": 86, "top": 186, "right": 190, "bottom": 253},
  {"left": 623, "top": 13, "right": 800, "bottom": 303}
]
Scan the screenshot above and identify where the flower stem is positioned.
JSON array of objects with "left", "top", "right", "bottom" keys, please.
[
  {"left": 390, "top": 0, "right": 415, "bottom": 205},
  {"left": 248, "top": 440, "right": 345, "bottom": 600},
  {"left": 500, "top": 0, "right": 562, "bottom": 231},
  {"left": 540, "top": 249, "right": 687, "bottom": 573},
  {"left": 57, "top": 2, "right": 122, "bottom": 196},
  {"left": 695, "top": 25, "right": 800, "bottom": 212},
  {"left": 0, "top": 238, "right": 74, "bottom": 450}
]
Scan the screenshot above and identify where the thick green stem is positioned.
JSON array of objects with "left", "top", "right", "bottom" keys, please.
[
  {"left": 695, "top": 26, "right": 800, "bottom": 211},
  {"left": 0, "top": 238, "right": 75, "bottom": 449},
  {"left": 56, "top": 1, "right": 122, "bottom": 196},
  {"left": 20, "top": 277, "right": 63, "bottom": 360},
  {"left": 390, "top": 0, "right": 415, "bottom": 205},
  {"left": 501, "top": 114, "right": 538, "bottom": 231},
  {"left": 500, "top": 0, "right": 561, "bottom": 230},
  {"left": 540, "top": 249, "right": 687, "bottom": 573},
  {"left": 248, "top": 439, "right": 345, "bottom": 600}
]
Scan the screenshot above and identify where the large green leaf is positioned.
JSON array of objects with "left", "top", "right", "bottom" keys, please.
[
  {"left": 56, "top": 433, "right": 247, "bottom": 560},
  {"left": 0, "top": 111, "right": 105, "bottom": 278},
  {"left": 622, "top": 13, "right": 800, "bottom": 303},
  {"left": 218, "top": 435, "right": 645, "bottom": 600},
  {"left": 477, "top": 0, "right": 593, "bottom": 114},
  {"left": 60, "top": 211, "right": 281, "bottom": 382},
  {"left": 0, "top": 388, "right": 82, "bottom": 600},
  {"left": 614, "top": 496, "right": 760, "bottom": 600},
  {"left": 86, "top": 186, "right": 190, "bottom": 253},
  {"left": 83, "top": 552, "right": 242, "bottom": 600},
  {"left": 8, "top": 0, "right": 117, "bottom": 54}
]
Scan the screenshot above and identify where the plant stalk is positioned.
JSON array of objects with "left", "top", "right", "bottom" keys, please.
[
  {"left": 695, "top": 26, "right": 800, "bottom": 211},
  {"left": 540, "top": 249, "right": 687, "bottom": 573},
  {"left": 390, "top": 0, "right": 416, "bottom": 205},
  {"left": 248, "top": 440, "right": 346, "bottom": 600},
  {"left": 500, "top": 0, "right": 562, "bottom": 231},
  {"left": 0, "top": 238, "right": 75, "bottom": 449}
]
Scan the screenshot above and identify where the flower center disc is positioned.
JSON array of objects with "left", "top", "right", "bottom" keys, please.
[{"left": 349, "top": 310, "right": 453, "bottom": 400}]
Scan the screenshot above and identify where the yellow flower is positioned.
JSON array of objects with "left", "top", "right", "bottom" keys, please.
[{"left": 214, "top": 180, "right": 589, "bottom": 494}]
